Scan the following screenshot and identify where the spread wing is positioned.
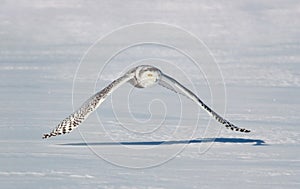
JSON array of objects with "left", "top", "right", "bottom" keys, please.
[
  {"left": 43, "top": 73, "right": 134, "bottom": 139},
  {"left": 158, "top": 73, "right": 250, "bottom": 133}
]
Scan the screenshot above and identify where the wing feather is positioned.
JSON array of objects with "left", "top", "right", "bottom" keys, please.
[
  {"left": 43, "top": 73, "right": 134, "bottom": 139},
  {"left": 158, "top": 79, "right": 190, "bottom": 98},
  {"left": 159, "top": 73, "right": 250, "bottom": 133}
]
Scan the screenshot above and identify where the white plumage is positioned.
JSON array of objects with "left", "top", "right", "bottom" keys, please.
[{"left": 43, "top": 65, "right": 250, "bottom": 139}]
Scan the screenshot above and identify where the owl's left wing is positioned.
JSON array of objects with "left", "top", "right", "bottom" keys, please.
[{"left": 159, "top": 73, "right": 250, "bottom": 133}]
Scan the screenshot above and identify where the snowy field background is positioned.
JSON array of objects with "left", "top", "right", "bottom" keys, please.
[{"left": 0, "top": 0, "right": 299, "bottom": 188}]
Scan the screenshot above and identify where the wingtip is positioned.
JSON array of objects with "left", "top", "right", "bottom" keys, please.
[
  {"left": 42, "top": 133, "right": 51, "bottom": 139},
  {"left": 240, "top": 128, "right": 251, "bottom": 133}
]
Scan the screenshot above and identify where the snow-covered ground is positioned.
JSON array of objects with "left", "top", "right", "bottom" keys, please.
[{"left": 0, "top": 0, "right": 299, "bottom": 188}]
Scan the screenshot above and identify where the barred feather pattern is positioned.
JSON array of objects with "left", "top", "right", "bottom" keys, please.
[
  {"left": 197, "top": 98, "right": 250, "bottom": 133},
  {"left": 159, "top": 73, "right": 250, "bottom": 133},
  {"left": 43, "top": 76, "right": 129, "bottom": 139}
]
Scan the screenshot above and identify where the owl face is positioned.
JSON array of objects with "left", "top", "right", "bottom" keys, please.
[{"left": 129, "top": 65, "right": 162, "bottom": 88}]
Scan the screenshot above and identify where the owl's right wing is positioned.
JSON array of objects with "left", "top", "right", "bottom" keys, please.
[{"left": 43, "top": 73, "right": 134, "bottom": 139}]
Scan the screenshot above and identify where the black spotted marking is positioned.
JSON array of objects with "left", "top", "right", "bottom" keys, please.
[
  {"left": 160, "top": 72, "right": 251, "bottom": 134},
  {"left": 43, "top": 74, "right": 132, "bottom": 139},
  {"left": 197, "top": 99, "right": 251, "bottom": 133}
]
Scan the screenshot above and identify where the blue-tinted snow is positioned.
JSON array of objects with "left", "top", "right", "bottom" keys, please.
[{"left": 0, "top": 0, "right": 299, "bottom": 188}]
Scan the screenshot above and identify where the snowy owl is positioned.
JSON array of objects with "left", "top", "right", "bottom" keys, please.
[{"left": 43, "top": 65, "right": 250, "bottom": 139}]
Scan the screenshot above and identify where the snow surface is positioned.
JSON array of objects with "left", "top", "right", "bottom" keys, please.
[{"left": 0, "top": 0, "right": 299, "bottom": 188}]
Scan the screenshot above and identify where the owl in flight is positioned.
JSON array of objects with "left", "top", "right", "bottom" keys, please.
[{"left": 43, "top": 65, "right": 250, "bottom": 139}]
